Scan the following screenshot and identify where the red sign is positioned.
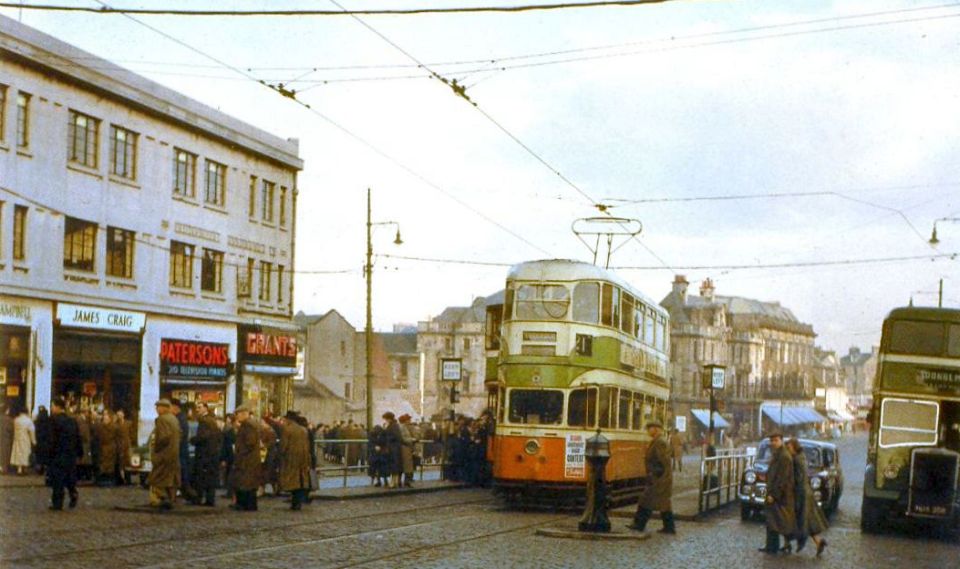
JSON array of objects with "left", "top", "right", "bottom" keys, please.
[
  {"left": 244, "top": 332, "right": 297, "bottom": 358},
  {"left": 161, "top": 339, "right": 229, "bottom": 366}
]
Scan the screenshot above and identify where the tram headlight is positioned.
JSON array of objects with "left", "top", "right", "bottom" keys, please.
[
  {"left": 809, "top": 476, "right": 822, "bottom": 490},
  {"left": 744, "top": 471, "right": 757, "bottom": 484},
  {"left": 524, "top": 439, "right": 541, "bottom": 455},
  {"left": 883, "top": 462, "right": 901, "bottom": 480}
]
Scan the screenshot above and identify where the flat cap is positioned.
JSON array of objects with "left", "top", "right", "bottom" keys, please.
[
  {"left": 645, "top": 421, "right": 663, "bottom": 429},
  {"left": 155, "top": 398, "right": 172, "bottom": 407}
]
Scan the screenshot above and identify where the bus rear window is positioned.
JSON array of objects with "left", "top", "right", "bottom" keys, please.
[
  {"left": 879, "top": 398, "right": 938, "bottom": 448},
  {"left": 888, "top": 321, "right": 944, "bottom": 356},
  {"left": 508, "top": 389, "right": 563, "bottom": 425},
  {"left": 567, "top": 388, "right": 597, "bottom": 427}
]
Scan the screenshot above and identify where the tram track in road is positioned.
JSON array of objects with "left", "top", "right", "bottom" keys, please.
[{"left": 0, "top": 495, "right": 498, "bottom": 566}]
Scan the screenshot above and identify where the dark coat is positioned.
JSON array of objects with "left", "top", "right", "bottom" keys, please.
[
  {"left": 48, "top": 413, "right": 82, "bottom": 475},
  {"left": 384, "top": 420, "right": 403, "bottom": 475},
  {"left": 0, "top": 412, "right": 14, "bottom": 471},
  {"left": 792, "top": 452, "right": 828, "bottom": 537},
  {"left": 221, "top": 426, "right": 236, "bottom": 465},
  {"left": 96, "top": 421, "right": 121, "bottom": 474},
  {"left": 764, "top": 445, "right": 797, "bottom": 536},
  {"left": 279, "top": 421, "right": 311, "bottom": 492},
  {"left": 35, "top": 410, "right": 52, "bottom": 467},
  {"left": 176, "top": 411, "right": 190, "bottom": 473},
  {"left": 116, "top": 418, "right": 133, "bottom": 468},
  {"left": 147, "top": 413, "right": 181, "bottom": 488},
  {"left": 638, "top": 434, "right": 673, "bottom": 511},
  {"left": 230, "top": 417, "right": 262, "bottom": 491},
  {"left": 190, "top": 414, "right": 223, "bottom": 490}
]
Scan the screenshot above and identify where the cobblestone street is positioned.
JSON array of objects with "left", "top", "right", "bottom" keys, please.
[{"left": 0, "top": 433, "right": 955, "bottom": 568}]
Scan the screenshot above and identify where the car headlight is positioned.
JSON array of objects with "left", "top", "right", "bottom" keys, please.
[
  {"left": 524, "top": 439, "right": 540, "bottom": 455},
  {"left": 883, "top": 462, "right": 901, "bottom": 480},
  {"left": 745, "top": 471, "right": 757, "bottom": 484},
  {"left": 810, "top": 476, "right": 822, "bottom": 490}
]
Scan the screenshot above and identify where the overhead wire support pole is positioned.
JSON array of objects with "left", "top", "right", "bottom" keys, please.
[{"left": 365, "top": 188, "right": 374, "bottom": 432}]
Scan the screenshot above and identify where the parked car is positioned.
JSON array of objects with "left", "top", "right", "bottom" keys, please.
[{"left": 739, "top": 438, "right": 844, "bottom": 521}]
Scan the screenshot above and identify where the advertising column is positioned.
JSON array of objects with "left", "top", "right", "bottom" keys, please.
[
  {"left": 237, "top": 325, "right": 298, "bottom": 418},
  {"left": 159, "top": 338, "right": 231, "bottom": 418}
]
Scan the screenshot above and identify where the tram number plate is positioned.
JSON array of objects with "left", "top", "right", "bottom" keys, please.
[{"left": 565, "top": 434, "right": 586, "bottom": 478}]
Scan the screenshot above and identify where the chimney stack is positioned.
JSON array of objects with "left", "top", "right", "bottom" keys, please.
[
  {"left": 700, "top": 278, "right": 715, "bottom": 301},
  {"left": 672, "top": 275, "right": 689, "bottom": 305}
]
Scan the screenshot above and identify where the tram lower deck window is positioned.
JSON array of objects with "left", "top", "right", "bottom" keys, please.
[
  {"left": 568, "top": 388, "right": 597, "bottom": 427},
  {"left": 508, "top": 389, "right": 564, "bottom": 425}
]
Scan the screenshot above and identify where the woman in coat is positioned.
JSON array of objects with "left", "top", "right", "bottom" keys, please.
[
  {"left": 382, "top": 412, "right": 403, "bottom": 488},
  {"left": 760, "top": 433, "right": 796, "bottom": 554},
  {"left": 398, "top": 414, "right": 416, "bottom": 487},
  {"left": 95, "top": 411, "right": 121, "bottom": 486},
  {"left": 279, "top": 411, "right": 312, "bottom": 510},
  {"left": 190, "top": 403, "right": 223, "bottom": 506},
  {"left": 11, "top": 408, "right": 36, "bottom": 474},
  {"left": 786, "top": 438, "right": 828, "bottom": 556}
]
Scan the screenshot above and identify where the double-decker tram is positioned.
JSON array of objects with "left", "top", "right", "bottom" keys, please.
[
  {"left": 861, "top": 306, "right": 960, "bottom": 535},
  {"left": 484, "top": 259, "right": 670, "bottom": 506}
]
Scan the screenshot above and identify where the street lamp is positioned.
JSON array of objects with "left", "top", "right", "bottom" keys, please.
[
  {"left": 929, "top": 217, "right": 960, "bottom": 246},
  {"left": 365, "top": 188, "right": 402, "bottom": 431}
]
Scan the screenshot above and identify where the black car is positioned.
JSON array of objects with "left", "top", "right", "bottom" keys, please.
[{"left": 739, "top": 438, "right": 844, "bottom": 521}]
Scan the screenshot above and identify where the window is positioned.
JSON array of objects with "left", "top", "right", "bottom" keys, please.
[
  {"left": 631, "top": 393, "right": 644, "bottom": 430},
  {"left": 0, "top": 85, "right": 6, "bottom": 143},
  {"left": 68, "top": 110, "right": 99, "bottom": 168},
  {"left": 601, "top": 283, "right": 613, "bottom": 326},
  {"left": 879, "top": 398, "right": 938, "bottom": 448},
  {"left": 237, "top": 257, "right": 253, "bottom": 298},
  {"left": 515, "top": 284, "right": 570, "bottom": 320},
  {"left": 259, "top": 260, "right": 272, "bottom": 301},
  {"left": 106, "top": 226, "right": 134, "bottom": 278},
  {"left": 645, "top": 306, "right": 655, "bottom": 345},
  {"left": 507, "top": 389, "right": 563, "bottom": 425},
  {"left": 201, "top": 249, "right": 223, "bottom": 293},
  {"left": 621, "top": 294, "right": 635, "bottom": 335},
  {"left": 248, "top": 176, "right": 257, "bottom": 217},
  {"left": 567, "top": 388, "right": 597, "bottom": 428},
  {"left": 463, "top": 338, "right": 471, "bottom": 351},
  {"left": 63, "top": 217, "right": 97, "bottom": 272},
  {"left": 12, "top": 205, "right": 26, "bottom": 260},
  {"left": 950, "top": 325, "right": 960, "bottom": 357},
  {"left": 109, "top": 125, "right": 137, "bottom": 179},
  {"left": 16, "top": 92, "right": 29, "bottom": 148},
  {"left": 173, "top": 148, "right": 196, "bottom": 197},
  {"left": 203, "top": 160, "right": 226, "bottom": 206},
  {"left": 279, "top": 186, "right": 287, "bottom": 227},
  {"left": 277, "top": 264, "right": 284, "bottom": 303},
  {"left": 598, "top": 386, "right": 616, "bottom": 428},
  {"left": 618, "top": 389, "right": 631, "bottom": 429},
  {"left": 261, "top": 180, "right": 275, "bottom": 222},
  {"left": 169, "top": 241, "right": 194, "bottom": 288},
  {"left": 573, "top": 282, "right": 599, "bottom": 324},
  {"left": 344, "top": 382, "right": 352, "bottom": 400},
  {"left": 889, "top": 321, "right": 946, "bottom": 356}
]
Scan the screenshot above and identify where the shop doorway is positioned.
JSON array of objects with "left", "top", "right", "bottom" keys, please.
[
  {"left": 53, "top": 331, "right": 141, "bottom": 421},
  {"left": 0, "top": 326, "right": 30, "bottom": 413}
]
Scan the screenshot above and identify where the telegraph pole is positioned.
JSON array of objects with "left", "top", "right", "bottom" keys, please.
[{"left": 365, "top": 188, "right": 374, "bottom": 431}]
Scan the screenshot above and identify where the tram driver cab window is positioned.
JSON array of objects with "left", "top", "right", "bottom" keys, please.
[{"left": 508, "top": 389, "right": 563, "bottom": 425}]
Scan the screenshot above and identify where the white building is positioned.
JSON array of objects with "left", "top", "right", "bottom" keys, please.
[{"left": 0, "top": 16, "right": 303, "bottom": 443}]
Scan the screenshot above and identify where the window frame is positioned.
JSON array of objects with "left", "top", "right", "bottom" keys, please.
[
  {"left": 200, "top": 248, "right": 224, "bottom": 293},
  {"left": 172, "top": 148, "right": 197, "bottom": 198},
  {"left": 62, "top": 216, "right": 98, "bottom": 272},
  {"left": 169, "top": 240, "right": 195, "bottom": 289},
  {"left": 0, "top": 85, "right": 7, "bottom": 143},
  {"left": 105, "top": 226, "right": 134, "bottom": 279},
  {"left": 68, "top": 110, "right": 100, "bottom": 168},
  {"left": 16, "top": 92, "right": 29, "bottom": 148},
  {"left": 259, "top": 260, "right": 272, "bottom": 301},
  {"left": 878, "top": 397, "right": 939, "bottom": 449},
  {"left": 204, "top": 159, "right": 226, "bottom": 207},
  {"left": 506, "top": 388, "right": 564, "bottom": 425},
  {"left": 12, "top": 205, "right": 27, "bottom": 261},
  {"left": 237, "top": 257, "right": 253, "bottom": 298},
  {"left": 261, "top": 179, "right": 275, "bottom": 222},
  {"left": 109, "top": 124, "right": 137, "bottom": 180},
  {"left": 279, "top": 186, "right": 287, "bottom": 227}
]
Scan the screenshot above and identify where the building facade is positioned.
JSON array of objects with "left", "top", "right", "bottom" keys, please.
[
  {"left": 661, "top": 276, "right": 820, "bottom": 439},
  {"left": 0, "top": 17, "right": 303, "bottom": 442},
  {"left": 840, "top": 345, "right": 878, "bottom": 415}
]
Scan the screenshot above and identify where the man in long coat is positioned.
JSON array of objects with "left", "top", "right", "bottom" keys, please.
[
  {"left": 190, "top": 403, "right": 223, "bottom": 506},
  {"left": 47, "top": 399, "right": 82, "bottom": 510},
  {"left": 147, "top": 399, "right": 181, "bottom": 510},
  {"left": 760, "top": 432, "right": 796, "bottom": 554},
  {"left": 230, "top": 406, "right": 262, "bottom": 511},
  {"left": 279, "top": 411, "right": 312, "bottom": 510},
  {"left": 629, "top": 421, "right": 675, "bottom": 534},
  {"left": 95, "top": 412, "right": 120, "bottom": 486}
]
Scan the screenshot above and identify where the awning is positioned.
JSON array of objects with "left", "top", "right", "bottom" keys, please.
[
  {"left": 762, "top": 405, "right": 826, "bottom": 426},
  {"left": 691, "top": 409, "right": 730, "bottom": 429}
]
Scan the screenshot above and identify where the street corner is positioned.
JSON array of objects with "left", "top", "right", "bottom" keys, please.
[{"left": 536, "top": 522, "right": 653, "bottom": 541}]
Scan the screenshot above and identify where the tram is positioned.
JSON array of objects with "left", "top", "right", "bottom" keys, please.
[{"left": 484, "top": 259, "right": 670, "bottom": 505}]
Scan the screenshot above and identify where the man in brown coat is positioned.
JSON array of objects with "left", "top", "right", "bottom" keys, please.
[
  {"left": 230, "top": 406, "right": 262, "bottom": 511},
  {"left": 279, "top": 411, "right": 312, "bottom": 511},
  {"left": 759, "top": 432, "right": 796, "bottom": 554},
  {"left": 629, "top": 421, "right": 675, "bottom": 534},
  {"left": 147, "top": 400, "right": 181, "bottom": 510}
]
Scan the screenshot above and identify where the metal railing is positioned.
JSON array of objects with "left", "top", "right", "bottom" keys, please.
[
  {"left": 310, "top": 438, "right": 447, "bottom": 488},
  {"left": 698, "top": 447, "right": 754, "bottom": 514}
]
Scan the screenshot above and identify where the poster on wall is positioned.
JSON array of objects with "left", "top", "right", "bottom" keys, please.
[{"left": 564, "top": 433, "right": 586, "bottom": 478}]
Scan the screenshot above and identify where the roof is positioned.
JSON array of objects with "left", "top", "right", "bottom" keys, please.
[
  {"left": 0, "top": 15, "right": 302, "bottom": 170},
  {"left": 432, "top": 292, "right": 502, "bottom": 325},
  {"left": 661, "top": 288, "right": 814, "bottom": 336},
  {"left": 378, "top": 332, "right": 418, "bottom": 355}
]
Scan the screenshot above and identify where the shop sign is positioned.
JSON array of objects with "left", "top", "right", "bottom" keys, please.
[
  {"left": 238, "top": 325, "right": 297, "bottom": 366},
  {"left": 56, "top": 303, "right": 145, "bottom": 333},
  {"left": 0, "top": 300, "right": 32, "bottom": 326},
  {"left": 160, "top": 338, "right": 230, "bottom": 381}
]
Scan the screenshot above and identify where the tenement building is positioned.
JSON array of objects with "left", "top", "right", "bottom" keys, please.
[
  {"left": 661, "top": 276, "right": 822, "bottom": 440},
  {"left": 0, "top": 16, "right": 303, "bottom": 443}
]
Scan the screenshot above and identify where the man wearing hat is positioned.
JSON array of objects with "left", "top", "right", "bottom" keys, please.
[
  {"left": 279, "top": 410, "right": 311, "bottom": 510},
  {"left": 230, "top": 405, "right": 262, "bottom": 511},
  {"left": 759, "top": 432, "right": 796, "bottom": 554},
  {"left": 628, "top": 420, "right": 675, "bottom": 534},
  {"left": 147, "top": 399, "right": 181, "bottom": 510},
  {"left": 47, "top": 398, "right": 82, "bottom": 510}
]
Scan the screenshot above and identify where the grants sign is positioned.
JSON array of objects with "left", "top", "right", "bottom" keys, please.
[
  {"left": 56, "top": 303, "right": 145, "bottom": 333},
  {"left": 238, "top": 325, "right": 297, "bottom": 366},
  {"left": 160, "top": 339, "right": 230, "bottom": 381}
]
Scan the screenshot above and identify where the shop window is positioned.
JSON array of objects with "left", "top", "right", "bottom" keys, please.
[
  {"left": 201, "top": 248, "right": 223, "bottom": 293},
  {"left": 63, "top": 216, "right": 97, "bottom": 272},
  {"left": 68, "top": 110, "right": 100, "bottom": 168},
  {"left": 13, "top": 205, "right": 26, "bottom": 261},
  {"left": 169, "top": 240, "right": 194, "bottom": 288},
  {"left": 259, "top": 261, "right": 272, "bottom": 301},
  {"left": 106, "top": 226, "right": 134, "bottom": 278},
  {"left": 173, "top": 148, "right": 196, "bottom": 198}
]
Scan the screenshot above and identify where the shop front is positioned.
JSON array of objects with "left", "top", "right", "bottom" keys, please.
[
  {"left": 159, "top": 338, "right": 230, "bottom": 418},
  {"left": 0, "top": 303, "right": 31, "bottom": 412},
  {"left": 52, "top": 303, "right": 145, "bottom": 420},
  {"left": 237, "top": 324, "right": 297, "bottom": 418}
]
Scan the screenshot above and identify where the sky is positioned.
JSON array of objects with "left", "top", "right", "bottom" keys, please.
[{"left": 4, "top": 0, "right": 959, "bottom": 354}]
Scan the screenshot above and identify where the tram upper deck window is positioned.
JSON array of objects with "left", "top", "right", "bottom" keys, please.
[
  {"left": 573, "top": 282, "right": 600, "bottom": 324},
  {"left": 515, "top": 284, "right": 570, "bottom": 320},
  {"left": 644, "top": 306, "right": 655, "bottom": 346},
  {"left": 601, "top": 284, "right": 614, "bottom": 326},
  {"left": 657, "top": 315, "right": 667, "bottom": 351},
  {"left": 567, "top": 388, "right": 597, "bottom": 427},
  {"left": 621, "top": 294, "right": 635, "bottom": 335},
  {"left": 508, "top": 389, "right": 564, "bottom": 425},
  {"left": 888, "top": 321, "right": 944, "bottom": 356}
]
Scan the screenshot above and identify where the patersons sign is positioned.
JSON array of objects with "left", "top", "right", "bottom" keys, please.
[
  {"left": 238, "top": 325, "right": 297, "bottom": 365},
  {"left": 160, "top": 339, "right": 230, "bottom": 380}
]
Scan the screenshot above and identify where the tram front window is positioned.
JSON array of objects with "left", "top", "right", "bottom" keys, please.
[
  {"left": 568, "top": 388, "right": 597, "bottom": 427},
  {"left": 508, "top": 389, "right": 564, "bottom": 425},
  {"left": 515, "top": 284, "right": 570, "bottom": 320}
]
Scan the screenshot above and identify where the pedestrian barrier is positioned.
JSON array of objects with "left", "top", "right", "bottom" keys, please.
[
  {"left": 697, "top": 447, "right": 754, "bottom": 514},
  {"left": 311, "top": 438, "right": 445, "bottom": 488}
]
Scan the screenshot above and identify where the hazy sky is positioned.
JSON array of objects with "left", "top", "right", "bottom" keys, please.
[{"left": 5, "top": 0, "right": 959, "bottom": 353}]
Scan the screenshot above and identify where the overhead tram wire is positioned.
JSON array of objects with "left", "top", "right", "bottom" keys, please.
[{"left": 76, "top": 0, "right": 553, "bottom": 258}]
